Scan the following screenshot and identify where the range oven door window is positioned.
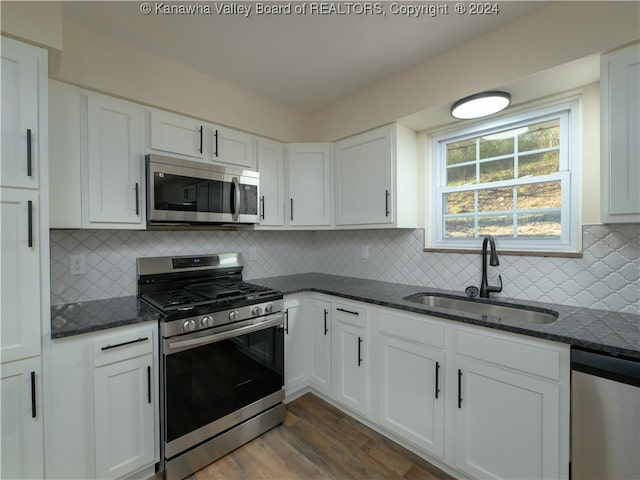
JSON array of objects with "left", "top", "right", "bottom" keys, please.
[{"left": 163, "top": 323, "right": 284, "bottom": 446}]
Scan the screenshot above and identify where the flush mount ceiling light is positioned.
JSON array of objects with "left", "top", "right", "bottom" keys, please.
[{"left": 450, "top": 91, "right": 512, "bottom": 120}]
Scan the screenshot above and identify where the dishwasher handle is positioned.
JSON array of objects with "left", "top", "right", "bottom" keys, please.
[{"left": 571, "top": 348, "right": 640, "bottom": 388}]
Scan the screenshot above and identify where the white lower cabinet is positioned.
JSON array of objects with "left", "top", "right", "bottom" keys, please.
[
  {"left": 453, "top": 327, "right": 569, "bottom": 480},
  {"left": 377, "top": 309, "right": 446, "bottom": 459},
  {"left": 0, "top": 357, "right": 44, "bottom": 480},
  {"left": 308, "top": 298, "right": 332, "bottom": 394},
  {"left": 284, "top": 297, "right": 308, "bottom": 395},
  {"left": 333, "top": 301, "right": 368, "bottom": 417},
  {"left": 284, "top": 294, "right": 570, "bottom": 480},
  {"left": 48, "top": 322, "right": 158, "bottom": 480}
]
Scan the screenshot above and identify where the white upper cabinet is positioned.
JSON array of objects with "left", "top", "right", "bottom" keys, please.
[
  {"left": 601, "top": 43, "right": 640, "bottom": 223},
  {"left": 1, "top": 37, "right": 45, "bottom": 190},
  {"left": 334, "top": 124, "right": 417, "bottom": 228},
  {"left": 287, "top": 143, "right": 332, "bottom": 227},
  {"left": 257, "top": 139, "right": 285, "bottom": 227},
  {"left": 209, "top": 125, "right": 256, "bottom": 170},
  {"left": 84, "top": 91, "right": 145, "bottom": 228},
  {"left": 149, "top": 108, "right": 204, "bottom": 159}
]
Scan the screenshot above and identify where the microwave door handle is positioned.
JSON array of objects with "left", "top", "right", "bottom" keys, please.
[{"left": 231, "top": 176, "right": 240, "bottom": 222}]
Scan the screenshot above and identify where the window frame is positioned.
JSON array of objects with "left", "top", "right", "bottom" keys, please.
[{"left": 428, "top": 98, "right": 581, "bottom": 253}]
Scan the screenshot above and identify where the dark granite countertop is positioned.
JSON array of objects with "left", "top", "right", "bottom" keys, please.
[
  {"left": 51, "top": 296, "right": 160, "bottom": 339},
  {"left": 251, "top": 273, "right": 640, "bottom": 360}
]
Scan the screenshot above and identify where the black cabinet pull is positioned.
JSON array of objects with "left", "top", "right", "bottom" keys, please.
[
  {"left": 458, "top": 369, "right": 463, "bottom": 408},
  {"left": 290, "top": 199, "right": 293, "bottom": 222},
  {"left": 134, "top": 183, "right": 140, "bottom": 216},
  {"left": 199, "top": 125, "right": 203, "bottom": 154},
  {"left": 30, "top": 371, "right": 36, "bottom": 418},
  {"left": 147, "top": 366, "right": 152, "bottom": 404},
  {"left": 336, "top": 307, "right": 359, "bottom": 316},
  {"left": 284, "top": 309, "right": 289, "bottom": 334},
  {"left": 27, "top": 200, "right": 33, "bottom": 248},
  {"left": 260, "top": 195, "right": 265, "bottom": 220},
  {"left": 26, "top": 129, "right": 33, "bottom": 177},
  {"left": 357, "top": 336, "right": 363, "bottom": 366},
  {"left": 385, "top": 190, "right": 390, "bottom": 217},
  {"left": 101, "top": 336, "right": 148, "bottom": 351},
  {"left": 214, "top": 129, "right": 219, "bottom": 157},
  {"left": 323, "top": 309, "right": 328, "bottom": 335},
  {"left": 435, "top": 362, "right": 440, "bottom": 399}
]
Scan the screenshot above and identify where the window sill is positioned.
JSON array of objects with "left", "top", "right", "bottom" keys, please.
[{"left": 422, "top": 247, "right": 583, "bottom": 258}]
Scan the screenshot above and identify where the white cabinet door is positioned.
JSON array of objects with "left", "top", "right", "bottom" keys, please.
[
  {"left": 149, "top": 109, "right": 204, "bottom": 159},
  {"left": 1, "top": 37, "right": 44, "bottom": 189},
  {"left": 0, "top": 189, "right": 40, "bottom": 363},
  {"left": 333, "top": 303, "right": 368, "bottom": 416},
  {"left": 454, "top": 357, "right": 562, "bottom": 480},
  {"left": 49, "top": 80, "right": 82, "bottom": 228},
  {"left": 287, "top": 143, "right": 332, "bottom": 227},
  {"left": 0, "top": 356, "right": 44, "bottom": 480},
  {"left": 309, "top": 298, "right": 332, "bottom": 394},
  {"left": 209, "top": 125, "right": 256, "bottom": 169},
  {"left": 257, "top": 139, "right": 285, "bottom": 227},
  {"left": 84, "top": 92, "right": 145, "bottom": 228},
  {"left": 284, "top": 300, "right": 307, "bottom": 394},
  {"left": 601, "top": 44, "right": 640, "bottom": 222},
  {"left": 378, "top": 334, "right": 445, "bottom": 458},
  {"left": 335, "top": 126, "right": 392, "bottom": 225},
  {"left": 94, "top": 354, "right": 155, "bottom": 480}
]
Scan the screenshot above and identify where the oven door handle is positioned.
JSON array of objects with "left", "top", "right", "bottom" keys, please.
[{"left": 165, "top": 313, "right": 284, "bottom": 354}]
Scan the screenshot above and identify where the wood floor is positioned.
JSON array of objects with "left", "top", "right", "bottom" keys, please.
[{"left": 189, "top": 393, "right": 456, "bottom": 480}]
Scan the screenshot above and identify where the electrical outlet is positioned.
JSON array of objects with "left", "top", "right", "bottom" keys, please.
[
  {"left": 360, "top": 245, "right": 370, "bottom": 259},
  {"left": 69, "top": 254, "right": 86, "bottom": 275}
]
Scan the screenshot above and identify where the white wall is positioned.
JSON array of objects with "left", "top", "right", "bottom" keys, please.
[{"left": 1, "top": 1, "right": 63, "bottom": 50}]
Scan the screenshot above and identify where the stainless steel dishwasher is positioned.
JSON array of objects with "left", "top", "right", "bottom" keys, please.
[{"left": 571, "top": 348, "right": 640, "bottom": 479}]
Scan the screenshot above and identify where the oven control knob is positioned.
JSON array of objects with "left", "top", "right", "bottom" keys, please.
[
  {"left": 201, "top": 315, "right": 214, "bottom": 328},
  {"left": 252, "top": 306, "right": 263, "bottom": 316},
  {"left": 182, "top": 319, "right": 196, "bottom": 332},
  {"left": 265, "top": 303, "right": 274, "bottom": 314},
  {"left": 229, "top": 310, "right": 239, "bottom": 322}
]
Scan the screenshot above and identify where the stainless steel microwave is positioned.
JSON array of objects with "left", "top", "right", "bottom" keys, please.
[{"left": 146, "top": 154, "right": 259, "bottom": 225}]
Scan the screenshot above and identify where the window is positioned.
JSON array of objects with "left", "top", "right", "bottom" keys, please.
[{"left": 430, "top": 100, "right": 580, "bottom": 253}]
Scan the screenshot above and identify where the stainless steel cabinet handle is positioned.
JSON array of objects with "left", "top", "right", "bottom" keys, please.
[
  {"left": 26, "top": 129, "right": 33, "bottom": 177},
  {"left": 357, "top": 336, "right": 363, "bottom": 366}
]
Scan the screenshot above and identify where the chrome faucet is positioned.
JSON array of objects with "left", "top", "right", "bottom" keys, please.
[{"left": 480, "top": 235, "right": 503, "bottom": 299}]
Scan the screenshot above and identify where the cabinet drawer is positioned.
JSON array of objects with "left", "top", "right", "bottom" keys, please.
[
  {"left": 457, "top": 328, "right": 561, "bottom": 381},
  {"left": 334, "top": 302, "right": 367, "bottom": 328},
  {"left": 379, "top": 310, "right": 445, "bottom": 349},
  {"left": 93, "top": 329, "right": 154, "bottom": 367}
]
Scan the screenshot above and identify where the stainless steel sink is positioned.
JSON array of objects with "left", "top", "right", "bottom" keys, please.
[{"left": 403, "top": 293, "right": 558, "bottom": 324}]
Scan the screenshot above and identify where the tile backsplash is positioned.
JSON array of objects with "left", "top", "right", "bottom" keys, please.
[{"left": 50, "top": 224, "right": 640, "bottom": 314}]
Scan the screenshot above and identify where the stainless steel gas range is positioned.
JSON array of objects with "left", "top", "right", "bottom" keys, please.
[{"left": 137, "top": 253, "right": 285, "bottom": 480}]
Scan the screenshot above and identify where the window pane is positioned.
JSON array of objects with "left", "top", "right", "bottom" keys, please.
[
  {"left": 444, "top": 191, "right": 474, "bottom": 214},
  {"left": 518, "top": 119, "right": 560, "bottom": 152},
  {"left": 447, "top": 164, "right": 476, "bottom": 186},
  {"left": 479, "top": 158, "right": 514, "bottom": 183},
  {"left": 444, "top": 217, "right": 474, "bottom": 238},
  {"left": 519, "top": 151, "right": 559, "bottom": 177},
  {"left": 517, "top": 213, "right": 561, "bottom": 237},
  {"left": 517, "top": 181, "right": 561, "bottom": 210},
  {"left": 479, "top": 135, "right": 514, "bottom": 159},
  {"left": 478, "top": 187, "right": 513, "bottom": 212},
  {"left": 446, "top": 139, "right": 475, "bottom": 166},
  {"left": 478, "top": 215, "right": 513, "bottom": 237}
]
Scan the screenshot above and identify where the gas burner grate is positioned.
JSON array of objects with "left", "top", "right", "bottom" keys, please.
[{"left": 142, "top": 290, "right": 210, "bottom": 311}]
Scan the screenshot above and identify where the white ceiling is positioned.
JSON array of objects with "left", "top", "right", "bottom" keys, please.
[{"left": 62, "top": 1, "right": 548, "bottom": 112}]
